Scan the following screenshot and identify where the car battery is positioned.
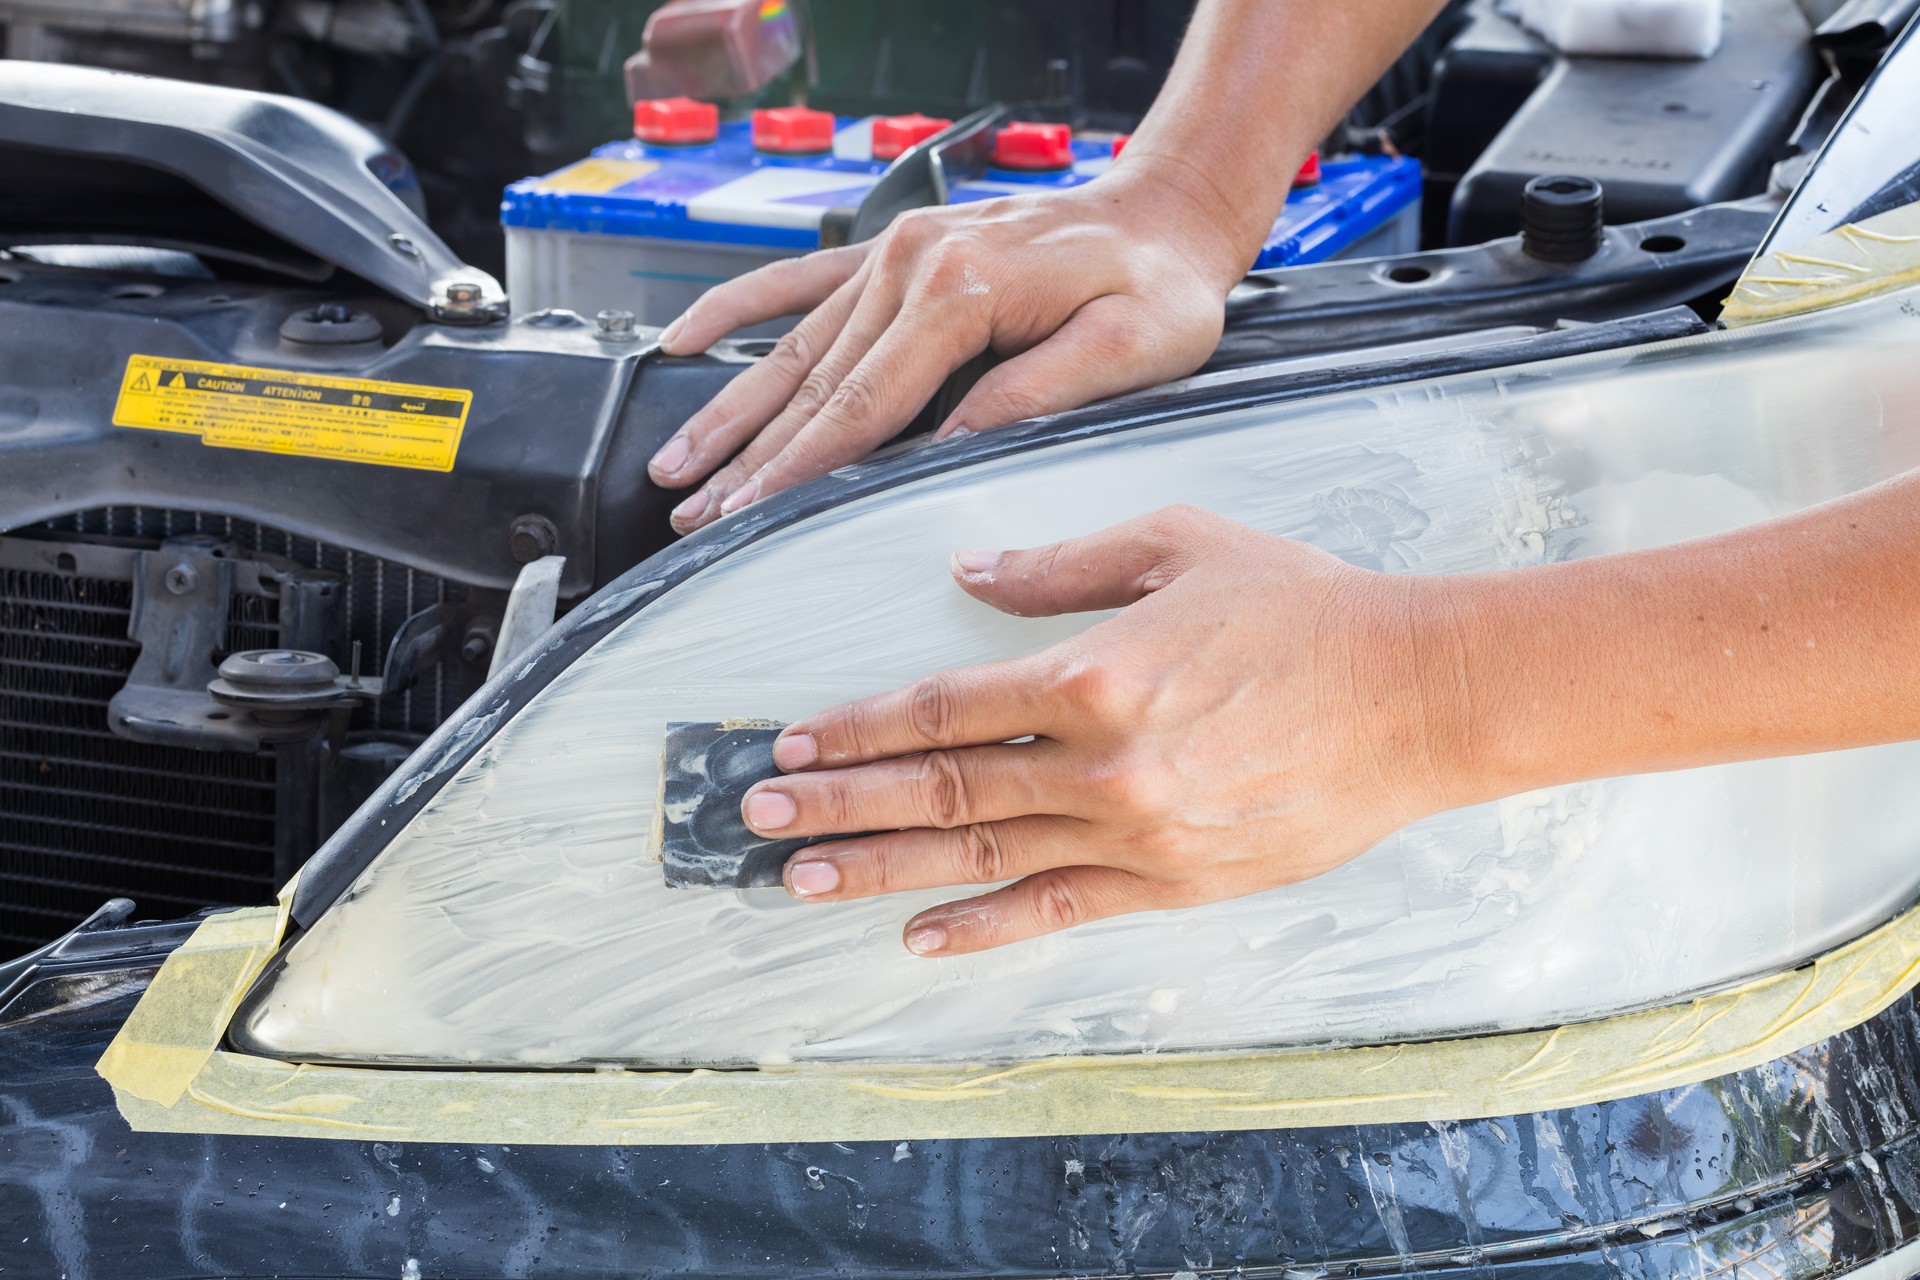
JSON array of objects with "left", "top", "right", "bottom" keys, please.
[
  {"left": 502, "top": 104, "right": 1423, "bottom": 333},
  {"left": 953, "top": 124, "right": 1423, "bottom": 270}
]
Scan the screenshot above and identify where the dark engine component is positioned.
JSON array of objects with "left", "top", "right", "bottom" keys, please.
[
  {"left": 0, "top": 65, "right": 746, "bottom": 957},
  {"left": 1430, "top": 0, "right": 1823, "bottom": 247},
  {"left": 1520, "top": 173, "right": 1605, "bottom": 262},
  {"left": 0, "top": 511, "right": 467, "bottom": 956}
]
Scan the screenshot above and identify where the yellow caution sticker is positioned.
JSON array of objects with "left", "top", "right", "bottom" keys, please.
[
  {"left": 113, "top": 355, "right": 472, "bottom": 472},
  {"left": 534, "top": 157, "right": 659, "bottom": 194}
]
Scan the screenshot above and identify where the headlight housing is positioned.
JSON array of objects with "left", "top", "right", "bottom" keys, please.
[{"left": 238, "top": 292, "right": 1920, "bottom": 1069}]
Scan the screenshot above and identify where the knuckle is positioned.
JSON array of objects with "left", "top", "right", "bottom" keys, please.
[
  {"left": 917, "top": 750, "right": 969, "bottom": 827},
  {"left": 1031, "top": 874, "right": 1086, "bottom": 933},
  {"left": 1150, "top": 503, "right": 1213, "bottom": 538},
  {"left": 831, "top": 709, "right": 883, "bottom": 764},
  {"left": 795, "top": 366, "right": 841, "bottom": 414},
  {"left": 811, "top": 779, "right": 857, "bottom": 830},
  {"left": 860, "top": 842, "right": 905, "bottom": 894},
  {"left": 955, "top": 823, "right": 1009, "bottom": 883},
  {"left": 906, "top": 673, "right": 961, "bottom": 745},
  {"left": 1086, "top": 751, "right": 1166, "bottom": 816},
  {"left": 1026, "top": 542, "right": 1069, "bottom": 583},
  {"left": 825, "top": 371, "right": 885, "bottom": 425},
  {"left": 888, "top": 207, "right": 958, "bottom": 254},
  {"left": 878, "top": 216, "right": 933, "bottom": 271},
  {"left": 918, "top": 239, "right": 979, "bottom": 293},
  {"left": 1051, "top": 657, "right": 1140, "bottom": 723},
  {"left": 765, "top": 327, "right": 819, "bottom": 379}
]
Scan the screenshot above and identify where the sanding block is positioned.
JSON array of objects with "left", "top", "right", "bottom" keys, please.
[{"left": 651, "top": 719, "right": 825, "bottom": 889}]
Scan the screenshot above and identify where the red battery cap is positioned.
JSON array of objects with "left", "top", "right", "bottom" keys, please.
[
  {"left": 871, "top": 113, "right": 952, "bottom": 161},
  {"left": 1294, "top": 150, "right": 1322, "bottom": 187},
  {"left": 992, "top": 121, "right": 1073, "bottom": 171},
  {"left": 752, "top": 105, "right": 836, "bottom": 154},
  {"left": 633, "top": 97, "right": 719, "bottom": 145},
  {"left": 1110, "top": 133, "right": 1130, "bottom": 158}
]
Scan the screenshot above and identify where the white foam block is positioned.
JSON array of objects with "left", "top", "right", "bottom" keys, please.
[{"left": 1512, "top": 0, "right": 1722, "bottom": 58}]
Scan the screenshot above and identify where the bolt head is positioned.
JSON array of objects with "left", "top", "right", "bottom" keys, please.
[
  {"left": 163, "top": 563, "right": 198, "bottom": 595},
  {"left": 508, "top": 514, "right": 559, "bottom": 563},
  {"left": 444, "top": 280, "right": 485, "bottom": 306}
]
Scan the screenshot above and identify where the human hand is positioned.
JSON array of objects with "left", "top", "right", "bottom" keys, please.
[
  {"left": 646, "top": 171, "right": 1248, "bottom": 535},
  {"left": 735, "top": 506, "right": 1469, "bottom": 954}
]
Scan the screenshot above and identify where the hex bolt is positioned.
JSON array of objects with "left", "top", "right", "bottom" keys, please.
[
  {"left": 443, "top": 280, "right": 485, "bottom": 308},
  {"left": 461, "top": 629, "right": 492, "bottom": 663},
  {"left": 281, "top": 303, "right": 382, "bottom": 346},
  {"left": 595, "top": 309, "right": 639, "bottom": 342},
  {"left": 163, "top": 563, "right": 198, "bottom": 595},
  {"left": 508, "top": 514, "right": 559, "bottom": 563}
]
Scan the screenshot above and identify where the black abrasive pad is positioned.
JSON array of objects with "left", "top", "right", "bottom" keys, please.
[{"left": 652, "top": 719, "right": 822, "bottom": 889}]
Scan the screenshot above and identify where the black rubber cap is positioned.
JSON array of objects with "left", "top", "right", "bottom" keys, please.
[{"left": 1521, "top": 174, "right": 1605, "bottom": 263}]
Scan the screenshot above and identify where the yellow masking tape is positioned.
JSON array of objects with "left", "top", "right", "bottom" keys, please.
[
  {"left": 1723, "top": 199, "right": 1920, "bottom": 327},
  {"left": 98, "top": 897, "right": 1920, "bottom": 1146},
  {"left": 113, "top": 355, "right": 473, "bottom": 472},
  {"left": 96, "top": 891, "right": 290, "bottom": 1108}
]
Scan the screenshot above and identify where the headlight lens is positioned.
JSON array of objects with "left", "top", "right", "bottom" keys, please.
[{"left": 241, "top": 291, "right": 1920, "bottom": 1068}]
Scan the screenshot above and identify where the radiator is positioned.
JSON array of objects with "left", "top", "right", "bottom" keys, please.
[{"left": 0, "top": 508, "right": 469, "bottom": 957}]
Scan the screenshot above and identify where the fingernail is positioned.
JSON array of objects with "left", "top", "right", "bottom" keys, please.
[
  {"left": 952, "top": 548, "right": 1000, "bottom": 575},
  {"left": 719, "top": 475, "right": 761, "bottom": 515},
  {"left": 658, "top": 316, "right": 685, "bottom": 350},
  {"left": 671, "top": 487, "right": 711, "bottom": 525},
  {"left": 651, "top": 434, "right": 691, "bottom": 478},
  {"left": 772, "top": 732, "right": 816, "bottom": 770},
  {"left": 787, "top": 860, "right": 840, "bottom": 898},
  {"left": 743, "top": 788, "right": 795, "bottom": 833},
  {"left": 935, "top": 423, "right": 974, "bottom": 442},
  {"left": 906, "top": 925, "right": 948, "bottom": 956}
]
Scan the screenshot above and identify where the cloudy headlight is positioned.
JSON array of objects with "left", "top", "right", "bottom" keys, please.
[{"left": 237, "top": 290, "right": 1920, "bottom": 1069}]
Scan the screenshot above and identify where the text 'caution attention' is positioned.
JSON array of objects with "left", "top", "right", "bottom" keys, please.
[{"left": 113, "top": 355, "right": 473, "bottom": 472}]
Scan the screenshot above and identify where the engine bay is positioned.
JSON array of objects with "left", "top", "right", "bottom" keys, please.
[{"left": 0, "top": 0, "right": 1903, "bottom": 957}]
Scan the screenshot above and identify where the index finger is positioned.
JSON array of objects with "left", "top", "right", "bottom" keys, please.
[
  {"left": 658, "top": 244, "right": 869, "bottom": 355},
  {"left": 774, "top": 657, "right": 1055, "bottom": 772},
  {"left": 740, "top": 292, "right": 989, "bottom": 503}
]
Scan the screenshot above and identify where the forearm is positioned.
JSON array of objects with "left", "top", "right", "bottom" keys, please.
[
  {"left": 1112, "top": 0, "right": 1449, "bottom": 273},
  {"left": 1418, "top": 473, "right": 1920, "bottom": 809}
]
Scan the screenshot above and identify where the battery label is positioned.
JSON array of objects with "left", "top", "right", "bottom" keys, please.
[
  {"left": 535, "top": 157, "right": 659, "bottom": 194},
  {"left": 112, "top": 355, "right": 472, "bottom": 472}
]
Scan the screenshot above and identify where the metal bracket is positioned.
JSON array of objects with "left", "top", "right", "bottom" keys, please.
[
  {"left": 488, "top": 555, "right": 565, "bottom": 679},
  {"left": 108, "top": 536, "right": 351, "bottom": 752},
  {"left": 380, "top": 601, "right": 480, "bottom": 696},
  {"left": 828, "top": 105, "right": 1007, "bottom": 247},
  {"left": 108, "top": 537, "right": 257, "bottom": 750}
]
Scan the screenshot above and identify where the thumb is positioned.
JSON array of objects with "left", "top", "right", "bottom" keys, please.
[{"left": 950, "top": 506, "right": 1214, "bottom": 617}]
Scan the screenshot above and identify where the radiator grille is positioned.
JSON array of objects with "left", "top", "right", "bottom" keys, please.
[
  {"left": 2, "top": 508, "right": 470, "bottom": 957},
  {"left": 0, "top": 564, "right": 277, "bottom": 954}
]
